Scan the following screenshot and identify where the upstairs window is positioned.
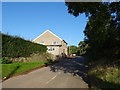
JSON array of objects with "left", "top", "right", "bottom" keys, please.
[
  {"left": 53, "top": 41, "right": 59, "bottom": 45},
  {"left": 38, "top": 41, "right": 44, "bottom": 45}
]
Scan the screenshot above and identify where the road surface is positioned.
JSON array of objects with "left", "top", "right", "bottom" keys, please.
[{"left": 2, "top": 56, "right": 88, "bottom": 88}]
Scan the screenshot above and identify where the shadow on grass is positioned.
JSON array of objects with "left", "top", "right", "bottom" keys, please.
[
  {"left": 88, "top": 74, "right": 120, "bottom": 89},
  {"left": 3, "top": 65, "right": 20, "bottom": 81},
  {"left": 49, "top": 56, "right": 89, "bottom": 84}
]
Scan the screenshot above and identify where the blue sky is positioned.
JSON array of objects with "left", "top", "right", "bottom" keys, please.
[{"left": 2, "top": 2, "right": 88, "bottom": 46}]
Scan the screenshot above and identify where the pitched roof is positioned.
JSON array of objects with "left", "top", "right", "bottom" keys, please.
[{"left": 33, "top": 30, "right": 63, "bottom": 41}]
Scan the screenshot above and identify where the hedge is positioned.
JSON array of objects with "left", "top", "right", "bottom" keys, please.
[{"left": 2, "top": 33, "right": 47, "bottom": 58}]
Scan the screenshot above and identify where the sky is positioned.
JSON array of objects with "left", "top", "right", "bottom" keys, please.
[{"left": 2, "top": 2, "right": 88, "bottom": 46}]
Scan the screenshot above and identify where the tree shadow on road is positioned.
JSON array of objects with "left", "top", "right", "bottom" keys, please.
[{"left": 49, "top": 56, "right": 89, "bottom": 84}]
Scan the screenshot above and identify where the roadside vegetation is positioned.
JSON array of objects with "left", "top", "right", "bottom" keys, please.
[
  {"left": 68, "top": 42, "right": 88, "bottom": 56},
  {"left": 65, "top": 2, "right": 120, "bottom": 89},
  {"left": 68, "top": 46, "right": 79, "bottom": 56},
  {"left": 2, "top": 33, "right": 47, "bottom": 58},
  {"left": 88, "top": 59, "right": 120, "bottom": 88},
  {"left": 1, "top": 61, "right": 47, "bottom": 79},
  {"left": 1, "top": 33, "right": 53, "bottom": 79}
]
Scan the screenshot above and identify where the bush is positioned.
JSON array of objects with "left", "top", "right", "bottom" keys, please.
[
  {"left": 47, "top": 59, "right": 53, "bottom": 64},
  {"left": 2, "top": 33, "right": 47, "bottom": 58},
  {"left": 0, "top": 58, "right": 12, "bottom": 64}
]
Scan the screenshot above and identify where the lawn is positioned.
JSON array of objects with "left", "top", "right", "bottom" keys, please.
[{"left": 1, "top": 61, "right": 47, "bottom": 79}]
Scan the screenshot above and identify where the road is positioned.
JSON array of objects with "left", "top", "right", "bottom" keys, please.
[{"left": 2, "top": 56, "right": 89, "bottom": 88}]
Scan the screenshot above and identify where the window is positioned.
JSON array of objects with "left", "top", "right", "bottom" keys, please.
[
  {"left": 41, "top": 41, "right": 44, "bottom": 43},
  {"left": 39, "top": 41, "right": 44, "bottom": 45},
  {"left": 53, "top": 41, "right": 59, "bottom": 45},
  {"left": 48, "top": 47, "right": 55, "bottom": 51},
  {"left": 53, "top": 48, "right": 55, "bottom": 50},
  {"left": 48, "top": 48, "right": 51, "bottom": 51}
]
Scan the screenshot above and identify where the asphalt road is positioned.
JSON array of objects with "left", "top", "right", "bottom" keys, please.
[{"left": 2, "top": 56, "right": 88, "bottom": 88}]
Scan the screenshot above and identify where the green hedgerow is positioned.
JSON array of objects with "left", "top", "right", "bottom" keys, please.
[{"left": 2, "top": 34, "right": 47, "bottom": 58}]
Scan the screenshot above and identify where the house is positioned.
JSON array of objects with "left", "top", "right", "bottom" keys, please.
[{"left": 33, "top": 30, "right": 68, "bottom": 57}]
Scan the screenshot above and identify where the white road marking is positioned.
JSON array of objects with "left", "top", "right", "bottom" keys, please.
[
  {"left": 46, "top": 74, "right": 58, "bottom": 84},
  {"left": 46, "top": 71, "right": 61, "bottom": 84}
]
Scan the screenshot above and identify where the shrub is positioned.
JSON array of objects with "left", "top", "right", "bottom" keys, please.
[
  {"left": 2, "top": 34, "right": 47, "bottom": 58},
  {"left": 0, "top": 58, "right": 12, "bottom": 64},
  {"left": 47, "top": 59, "right": 53, "bottom": 64}
]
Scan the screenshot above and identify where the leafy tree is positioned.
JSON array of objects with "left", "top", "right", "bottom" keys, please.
[
  {"left": 78, "top": 41, "right": 88, "bottom": 55},
  {"left": 65, "top": 2, "right": 120, "bottom": 60},
  {"left": 68, "top": 45, "right": 78, "bottom": 55}
]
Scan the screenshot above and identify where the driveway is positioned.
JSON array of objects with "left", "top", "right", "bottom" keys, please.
[{"left": 2, "top": 56, "right": 88, "bottom": 88}]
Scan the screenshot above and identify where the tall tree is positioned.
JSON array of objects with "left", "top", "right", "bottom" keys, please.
[{"left": 65, "top": 2, "right": 120, "bottom": 60}]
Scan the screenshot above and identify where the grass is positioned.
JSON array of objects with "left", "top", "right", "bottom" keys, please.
[
  {"left": 1, "top": 61, "right": 48, "bottom": 79},
  {"left": 88, "top": 59, "right": 120, "bottom": 89}
]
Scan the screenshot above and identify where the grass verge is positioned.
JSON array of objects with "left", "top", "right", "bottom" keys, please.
[
  {"left": 1, "top": 61, "right": 49, "bottom": 79},
  {"left": 88, "top": 59, "right": 120, "bottom": 89}
]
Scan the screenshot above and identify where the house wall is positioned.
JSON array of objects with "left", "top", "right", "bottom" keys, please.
[
  {"left": 60, "top": 41, "right": 68, "bottom": 56},
  {"left": 33, "top": 30, "right": 68, "bottom": 57},
  {"left": 33, "top": 31, "right": 62, "bottom": 45},
  {"left": 47, "top": 46, "right": 60, "bottom": 55}
]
